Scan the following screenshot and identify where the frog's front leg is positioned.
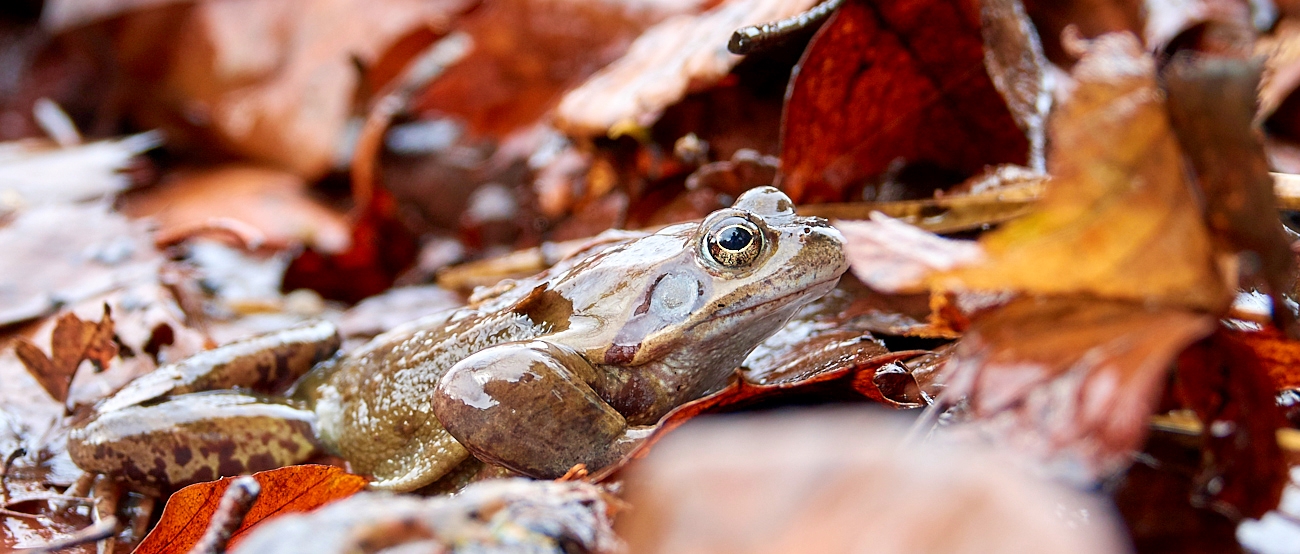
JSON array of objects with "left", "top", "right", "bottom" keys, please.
[{"left": 433, "top": 341, "right": 653, "bottom": 478}]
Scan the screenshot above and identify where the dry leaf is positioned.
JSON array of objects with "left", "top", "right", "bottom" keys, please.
[
  {"left": 1175, "top": 330, "right": 1291, "bottom": 520},
  {"left": 1020, "top": 0, "right": 1142, "bottom": 65},
  {"left": 837, "top": 214, "right": 985, "bottom": 294},
  {"left": 1222, "top": 326, "right": 1300, "bottom": 392},
  {"left": 0, "top": 133, "right": 158, "bottom": 211},
  {"left": 121, "top": 164, "right": 352, "bottom": 253},
  {"left": 1164, "top": 56, "right": 1297, "bottom": 335},
  {"left": 592, "top": 351, "right": 917, "bottom": 481},
  {"left": 127, "top": 0, "right": 464, "bottom": 178},
  {"left": 0, "top": 203, "right": 164, "bottom": 325},
  {"left": 938, "top": 296, "right": 1216, "bottom": 481},
  {"left": 944, "top": 33, "right": 1231, "bottom": 312},
  {"left": 15, "top": 307, "right": 117, "bottom": 404},
  {"left": 981, "top": 0, "right": 1050, "bottom": 170},
  {"left": 619, "top": 409, "right": 1130, "bottom": 554},
  {"left": 554, "top": 0, "right": 819, "bottom": 136},
  {"left": 779, "top": 0, "right": 1029, "bottom": 203},
  {"left": 41, "top": 0, "right": 192, "bottom": 32},
  {"left": 134, "top": 464, "right": 367, "bottom": 554},
  {"left": 416, "top": 0, "right": 699, "bottom": 139}
]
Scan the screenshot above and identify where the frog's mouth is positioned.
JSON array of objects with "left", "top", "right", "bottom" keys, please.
[{"left": 706, "top": 276, "right": 840, "bottom": 322}]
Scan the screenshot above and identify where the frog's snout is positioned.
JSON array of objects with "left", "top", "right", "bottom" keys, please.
[{"left": 798, "top": 220, "right": 849, "bottom": 281}]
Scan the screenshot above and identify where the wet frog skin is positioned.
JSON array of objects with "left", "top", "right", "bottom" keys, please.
[{"left": 68, "top": 187, "right": 848, "bottom": 491}]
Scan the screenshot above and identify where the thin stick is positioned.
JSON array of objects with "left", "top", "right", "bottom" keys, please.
[
  {"left": 187, "top": 476, "right": 262, "bottom": 554},
  {"left": 20, "top": 516, "right": 117, "bottom": 553},
  {"left": 729, "top": 0, "right": 846, "bottom": 55}
]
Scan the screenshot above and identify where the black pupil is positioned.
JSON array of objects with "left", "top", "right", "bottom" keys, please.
[{"left": 718, "top": 225, "right": 753, "bottom": 251}]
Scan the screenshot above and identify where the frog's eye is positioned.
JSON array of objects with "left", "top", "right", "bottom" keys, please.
[{"left": 706, "top": 216, "right": 763, "bottom": 267}]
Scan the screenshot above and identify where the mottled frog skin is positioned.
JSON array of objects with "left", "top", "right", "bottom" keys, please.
[{"left": 68, "top": 187, "right": 848, "bottom": 491}]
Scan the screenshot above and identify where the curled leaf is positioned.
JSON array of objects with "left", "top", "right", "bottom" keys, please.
[{"left": 134, "top": 465, "right": 367, "bottom": 554}]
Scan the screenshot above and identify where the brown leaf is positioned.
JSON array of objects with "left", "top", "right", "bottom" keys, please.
[
  {"left": 124, "top": 0, "right": 465, "bottom": 178},
  {"left": 837, "top": 214, "right": 986, "bottom": 294},
  {"left": 619, "top": 409, "right": 1130, "bottom": 554},
  {"left": 121, "top": 164, "right": 352, "bottom": 253},
  {"left": 41, "top": 0, "right": 189, "bottom": 32},
  {"left": 981, "top": 0, "right": 1050, "bottom": 170},
  {"left": 939, "top": 296, "right": 1216, "bottom": 481},
  {"left": 1020, "top": 0, "right": 1142, "bottom": 65},
  {"left": 0, "top": 203, "right": 164, "bottom": 326},
  {"left": 592, "top": 351, "right": 918, "bottom": 481},
  {"left": 1164, "top": 56, "right": 1297, "bottom": 336},
  {"left": 945, "top": 33, "right": 1231, "bottom": 312},
  {"left": 415, "top": 0, "right": 692, "bottom": 139},
  {"left": 134, "top": 464, "right": 367, "bottom": 554},
  {"left": 1174, "top": 330, "right": 1291, "bottom": 520},
  {"left": 554, "top": 0, "right": 820, "bottom": 136},
  {"left": 14, "top": 307, "right": 117, "bottom": 404},
  {"left": 779, "top": 0, "right": 1029, "bottom": 203},
  {"left": 1144, "top": 0, "right": 1254, "bottom": 56}
]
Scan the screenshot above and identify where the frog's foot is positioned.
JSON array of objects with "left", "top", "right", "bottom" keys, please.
[
  {"left": 69, "top": 391, "right": 321, "bottom": 491},
  {"left": 432, "top": 341, "right": 649, "bottom": 479}
]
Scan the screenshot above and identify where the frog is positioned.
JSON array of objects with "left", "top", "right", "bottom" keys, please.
[{"left": 68, "top": 186, "right": 848, "bottom": 492}]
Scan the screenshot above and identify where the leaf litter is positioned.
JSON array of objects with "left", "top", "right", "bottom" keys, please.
[{"left": 2, "top": 0, "right": 1300, "bottom": 552}]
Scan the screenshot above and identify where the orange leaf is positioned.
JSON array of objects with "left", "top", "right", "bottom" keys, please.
[
  {"left": 135, "top": 465, "right": 367, "bottom": 554},
  {"left": 1224, "top": 326, "right": 1300, "bottom": 391},
  {"left": 15, "top": 307, "right": 116, "bottom": 404}
]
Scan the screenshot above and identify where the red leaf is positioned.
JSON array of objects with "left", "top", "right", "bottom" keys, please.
[
  {"left": 135, "top": 465, "right": 367, "bottom": 554},
  {"left": 1174, "top": 330, "right": 1291, "bottom": 519},
  {"left": 779, "top": 0, "right": 1028, "bottom": 203}
]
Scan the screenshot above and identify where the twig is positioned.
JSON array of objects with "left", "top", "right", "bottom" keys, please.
[
  {"left": 19, "top": 516, "right": 117, "bottom": 553},
  {"left": 187, "top": 476, "right": 261, "bottom": 554},
  {"left": 728, "top": 0, "right": 845, "bottom": 55}
]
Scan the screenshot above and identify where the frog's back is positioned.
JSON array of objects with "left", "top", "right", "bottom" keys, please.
[{"left": 307, "top": 308, "right": 547, "bottom": 491}]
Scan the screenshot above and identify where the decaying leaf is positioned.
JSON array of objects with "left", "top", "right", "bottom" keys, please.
[
  {"left": 593, "top": 351, "right": 918, "bottom": 481},
  {"left": 14, "top": 306, "right": 117, "bottom": 404},
  {"left": 1164, "top": 56, "right": 1297, "bottom": 335},
  {"left": 0, "top": 203, "right": 164, "bottom": 326},
  {"left": 1175, "top": 330, "right": 1292, "bottom": 520},
  {"left": 134, "top": 465, "right": 367, "bottom": 554},
  {"left": 1020, "top": 0, "right": 1142, "bottom": 65},
  {"left": 938, "top": 297, "right": 1216, "bottom": 481},
  {"left": 980, "top": 0, "right": 1050, "bottom": 170},
  {"left": 554, "top": 0, "right": 819, "bottom": 136},
  {"left": 416, "top": 0, "right": 698, "bottom": 139},
  {"left": 944, "top": 33, "right": 1231, "bottom": 312},
  {"left": 1144, "top": 0, "right": 1255, "bottom": 55},
  {"left": 0, "top": 133, "right": 158, "bottom": 210},
  {"left": 121, "top": 164, "right": 352, "bottom": 253},
  {"left": 837, "top": 214, "right": 986, "bottom": 294},
  {"left": 125, "top": 0, "right": 466, "bottom": 178},
  {"left": 1227, "top": 326, "right": 1300, "bottom": 390},
  {"left": 619, "top": 409, "right": 1131, "bottom": 554},
  {"left": 779, "top": 0, "right": 1028, "bottom": 203}
]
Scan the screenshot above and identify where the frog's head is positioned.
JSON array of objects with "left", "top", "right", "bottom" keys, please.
[{"left": 585, "top": 186, "right": 847, "bottom": 382}]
